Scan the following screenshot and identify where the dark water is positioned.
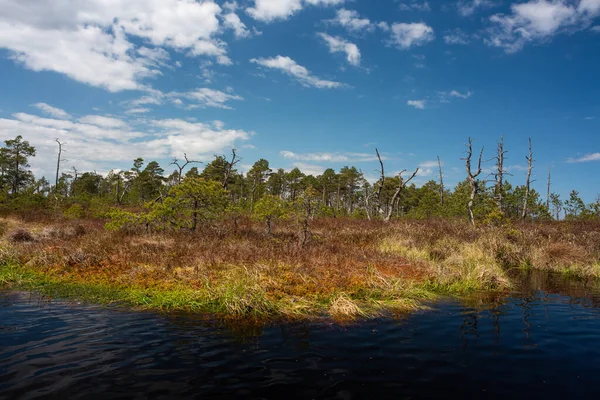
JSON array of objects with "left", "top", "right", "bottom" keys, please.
[{"left": 2, "top": 272, "right": 600, "bottom": 399}]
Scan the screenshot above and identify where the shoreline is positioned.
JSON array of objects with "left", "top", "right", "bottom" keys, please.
[{"left": 2, "top": 218, "right": 600, "bottom": 321}]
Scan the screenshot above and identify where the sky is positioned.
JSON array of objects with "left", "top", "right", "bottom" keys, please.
[{"left": 0, "top": 0, "right": 599, "bottom": 202}]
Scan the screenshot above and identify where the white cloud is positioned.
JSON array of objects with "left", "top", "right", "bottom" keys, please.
[
  {"left": 223, "top": 11, "right": 251, "bottom": 38},
  {"left": 457, "top": 0, "right": 495, "bottom": 17},
  {"left": 0, "top": 0, "right": 231, "bottom": 92},
  {"left": 387, "top": 23, "right": 435, "bottom": 49},
  {"left": 247, "top": 0, "right": 344, "bottom": 22},
  {"left": 407, "top": 100, "right": 426, "bottom": 109},
  {"left": 150, "top": 119, "right": 252, "bottom": 157},
  {"left": 568, "top": 153, "right": 600, "bottom": 162},
  {"left": 329, "top": 9, "right": 374, "bottom": 32},
  {"left": 290, "top": 162, "right": 325, "bottom": 176},
  {"left": 592, "top": 25, "right": 600, "bottom": 31},
  {"left": 486, "top": 0, "right": 600, "bottom": 53},
  {"left": 399, "top": 2, "right": 432, "bottom": 12},
  {"left": 419, "top": 160, "right": 441, "bottom": 168},
  {"left": 251, "top": 55, "right": 345, "bottom": 88},
  {"left": 125, "top": 108, "right": 151, "bottom": 114},
  {"left": 32, "top": 103, "right": 71, "bottom": 119},
  {"left": 170, "top": 88, "right": 244, "bottom": 109},
  {"left": 0, "top": 108, "right": 253, "bottom": 178},
  {"left": 450, "top": 90, "right": 473, "bottom": 99},
  {"left": 79, "top": 115, "right": 129, "bottom": 129},
  {"left": 443, "top": 28, "right": 471, "bottom": 44},
  {"left": 437, "top": 90, "right": 473, "bottom": 103},
  {"left": 318, "top": 33, "right": 361, "bottom": 66},
  {"left": 281, "top": 151, "right": 379, "bottom": 162}
]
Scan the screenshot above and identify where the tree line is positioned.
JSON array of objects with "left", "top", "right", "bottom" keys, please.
[{"left": 1, "top": 135, "right": 598, "bottom": 231}]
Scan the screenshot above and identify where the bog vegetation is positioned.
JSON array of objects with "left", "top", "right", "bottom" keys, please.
[{"left": 1, "top": 135, "right": 599, "bottom": 320}]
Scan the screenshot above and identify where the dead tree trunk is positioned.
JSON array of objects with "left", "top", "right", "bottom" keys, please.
[
  {"left": 494, "top": 135, "right": 508, "bottom": 212},
  {"left": 375, "top": 148, "right": 386, "bottom": 217},
  {"left": 384, "top": 168, "right": 419, "bottom": 222},
  {"left": 223, "top": 149, "right": 240, "bottom": 190},
  {"left": 521, "top": 138, "right": 534, "bottom": 220},
  {"left": 437, "top": 156, "right": 444, "bottom": 207},
  {"left": 463, "top": 137, "right": 484, "bottom": 226},
  {"left": 54, "top": 139, "right": 65, "bottom": 189},
  {"left": 546, "top": 169, "right": 551, "bottom": 211}
]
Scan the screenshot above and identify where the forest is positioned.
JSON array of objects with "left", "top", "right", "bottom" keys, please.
[{"left": 1, "top": 134, "right": 600, "bottom": 321}]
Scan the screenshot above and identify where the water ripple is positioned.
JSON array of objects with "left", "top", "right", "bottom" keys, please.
[{"left": 2, "top": 272, "right": 600, "bottom": 399}]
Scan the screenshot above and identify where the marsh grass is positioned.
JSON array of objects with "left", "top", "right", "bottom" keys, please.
[{"left": 1, "top": 216, "right": 600, "bottom": 320}]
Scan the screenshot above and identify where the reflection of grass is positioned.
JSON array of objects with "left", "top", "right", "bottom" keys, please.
[{"left": 2, "top": 217, "right": 600, "bottom": 321}]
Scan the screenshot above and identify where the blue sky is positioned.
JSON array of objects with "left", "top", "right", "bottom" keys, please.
[{"left": 0, "top": 0, "right": 599, "bottom": 202}]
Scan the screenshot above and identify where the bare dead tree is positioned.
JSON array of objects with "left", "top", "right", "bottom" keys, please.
[
  {"left": 463, "top": 137, "right": 484, "bottom": 226},
  {"left": 374, "top": 148, "right": 386, "bottom": 216},
  {"left": 222, "top": 149, "right": 241, "bottom": 190},
  {"left": 546, "top": 169, "right": 551, "bottom": 211},
  {"left": 521, "top": 138, "right": 534, "bottom": 220},
  {"left": 171, "top": 153, "right": 201, "bottom": 184},
  {"left": 437, "top": 156, "right": 444, "bottom": 207},
  {"left": 54, "top": 139, "right": 67, "bottom": 189},
  {"left": 494, "top": 135, "right": 508, "bottom": 211},
  {"left": 385, "top": 168, "right": 419, "bottom": 222}
]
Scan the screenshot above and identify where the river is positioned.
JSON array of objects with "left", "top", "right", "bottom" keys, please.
[{"left": 2, "top": 271, "right": 600, "bottom": 399}]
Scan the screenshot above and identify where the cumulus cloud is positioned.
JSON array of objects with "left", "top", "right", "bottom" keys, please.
[
  {"left": 169, "top": 88, "right": 244, "bottom": 109},
  {"left": 399, "top": 2, "right": 432, "bottom": 12},
  {"left": 79, "top": 115, "right": 130, "bottom": 129},
  {"left": 450, "top": 90, "right": 473, "bottom": 99},
  {"left": 407, "top": 100, "right": 426, "bottom": 109},
  {"left": 443, "top": 28, "right": 471, "bottom": 44},
  {"left": 0, "top": 107, "right": 253, "bottom": 178},
  {"left": 457, "top": 0, "right": 495, "bottom": 17},
  {"left": 251, "top": 55, "right": 345, "bottom": 88},
  {"left": 289, "top": 162, "right": 326, "bottom": 176},
  {"left": 486, "top": 0, "right": 600, "bottom": 53},
  {"left": 568, "top": 153, "right": 600, "bottom": 162},
  {"left": 0, "top": 0, "right": 232, "bottom": 92},
  {"left": 329, "top": 8, "right": 374, "bottom": 32},
  {"left": 247, "top": 0, "right": 344, "bottom": 22},
  {"left": 149, "top": 119, "right": 252, "bottom": 157},
  {"left": 386, "top": 22, "right": 435, "bottom": 49},
  {"left": 318, "top": 33, "right": 361, "bottom": 66},
  {"left": 281, "top": 151, "right": 379, "bottom": 162},
  {"left": 125, "top": 108, "right": 151, "bottom": 114},
  {"left": 223, "top": 11, "right": 252, "bottom": 38},
  {"left": 32, "top": 103, "right": 71, "bottom": 119}
]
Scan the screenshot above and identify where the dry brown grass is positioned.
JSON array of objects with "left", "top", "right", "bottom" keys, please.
[{"left": 2, "top": 215, "right": 600, "bottom": 319}]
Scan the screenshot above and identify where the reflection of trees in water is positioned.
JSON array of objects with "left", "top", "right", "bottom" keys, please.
[
  {"left": 512, "top": 270, "right": 600, "bottom": 308},
  {"left": 455, "top": 269, "right": 600, "bottom": 350},
  {"left": 279, "top": 323, "right": 311, "bottom": 351},
  {"left": 518, "top": 295, "right": 535, "bottom": 346},
  {"left": 460, "top": 313, "right": 479, "bottom": 350}
]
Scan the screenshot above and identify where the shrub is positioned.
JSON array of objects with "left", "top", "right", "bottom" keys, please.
[
  {"left": 10, "top": 229, "right": 34, "bottom": 243},
  {"left": 64, "top": 204, "right": 85, "bottom": 219}
]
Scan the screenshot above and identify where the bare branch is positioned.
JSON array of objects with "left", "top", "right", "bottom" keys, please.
[{"left": 170, "top": 153, "right": 202, "bottom": 184}]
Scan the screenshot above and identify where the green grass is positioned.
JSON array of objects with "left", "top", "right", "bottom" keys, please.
[{"left": 0, "top": 263, "right": 438, "bottom": 321}]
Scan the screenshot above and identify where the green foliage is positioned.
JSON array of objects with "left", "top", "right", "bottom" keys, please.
[
  {"left": 0, "top": 135, "right": 36, "bottom": 194},
  {"left": 104, "top": 209, "right": 143, "bottom": 232},
  {"left": 482, "top": 208, "right": 508, "bottom": 227},
  {"left": 64, "top": 204, "right": 85, "bottom": 219},
  {"left": 253, "top": 195, "right": 287, "bottom": 234},
  {"left": 2, "top": 134, "right": 600, "bottom": 230}
]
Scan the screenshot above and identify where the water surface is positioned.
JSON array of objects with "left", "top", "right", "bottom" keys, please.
[{"left": 2, "top": 271, "right": 600, "bottom": 399}]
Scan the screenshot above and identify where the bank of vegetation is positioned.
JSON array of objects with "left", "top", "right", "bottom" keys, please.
[{"left": 1, "top": 135, "right": 599, "bottom": 320}]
